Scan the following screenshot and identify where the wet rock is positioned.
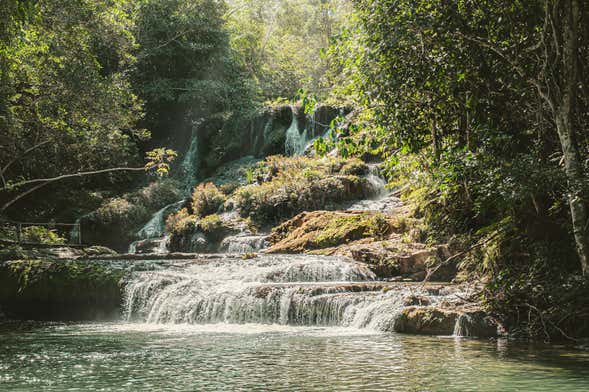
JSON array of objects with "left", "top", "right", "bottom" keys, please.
[
  {"left": 394, "top": 307, "right": 459, "bottom": 335},
  {"left": 83, "top": 246, "right": 118, "bottom": 257},
  {"left": 454, "top": 311, "right": 498, "bottom": 338},
  {"left": 129, "top": 238, "right": 168, "bottom": 254},
  {"left": 402, "top": 294, "right": 431, "bottom": 306},
  {"left": 220, "top": 234, "right": 267, "bottom": 253},
  {"left": 331, "top": 240, "right": 455, "bottom": 281}
]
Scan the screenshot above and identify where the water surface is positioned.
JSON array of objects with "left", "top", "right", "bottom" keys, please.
[{"left": 1, "top": 322, "right": 588, "bottom": 391}]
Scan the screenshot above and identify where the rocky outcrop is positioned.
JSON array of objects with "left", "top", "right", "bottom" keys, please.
[
  {"left": 393, "top": 306, "right": 498, "bottom": 337},
  {"left": 267, "top": 210, "right": 392, "bottom": 253},
  {"left": 199, "top": 104, "right": 351, "bottom": 177},
  {"left": 266, "top": 210, "right": 456, "bottom": 281},
  {"left": 79, "top": 179, "right": 183, "bottom": 251},
  {"left": 0, "top": 243, "right": 118, "bottom": 262},
  {"left": 0, "top": 259, "right": 125, "bottom": 320},
  {"left": 394, "top": 307, "right": 459, "bottom": 335},
  {"left": 235, "top": 174, "right": 370, "bottom": 226},
  {"left": 321, "top": 238, "right": 455, "bottom": 281}
]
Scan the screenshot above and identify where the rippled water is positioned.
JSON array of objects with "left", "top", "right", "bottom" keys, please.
[{"left": 1, "top": 322, "right": 589, "bottom": 391}]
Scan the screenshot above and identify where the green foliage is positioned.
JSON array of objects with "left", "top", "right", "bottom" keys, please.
[
  {"left": 165, "top": 208, "right": 196, "bottom": 235},
  {"left": 314, "top": 213, "right": 389, "bottom": 248},
  {"left": 233, "top": 155, "right": 368, "bottom": 225},
  {"left": 144, "top": 148, "right": 178, "bottom": 177},
  {"left": 322, "top": 0, "right": 589, "bottom": 338},
  {"left": 20, "top": 226, "right": 66, "bottom": 245},
  {"left": 135, "top": 0, "right": 257, "bottom": 140},
  {"left": 191, "top": 183, "right": 226, "bottom": 218},
  {"left": 0, "top": 0, "right": 144, "bottom": 219},
  {"left": 226, "top": 0, "right": 352, "bottom": 98}
]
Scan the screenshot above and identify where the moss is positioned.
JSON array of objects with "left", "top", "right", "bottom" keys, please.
[
  {"left": 339, "top": 158, "right": 369, "bottom": 176},
  {"left": 198, "top": 214, "right": 228, "bottom": 242},
  {"left": 79, "top": 179, "right": 183, "bottom": 251},
  {"left": 233, "top": 155, "right": 370, "bottom": 226},
  {"left": 19, "top": 226, "right": 66, "bottom": 245},
  {"left": 0, "top": 259, "right": 125, "bottom": 320},
  {"left": 268, "top": 211, "right": 393, "bottom": 253}
]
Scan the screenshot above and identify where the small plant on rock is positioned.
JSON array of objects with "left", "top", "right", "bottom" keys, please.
[{"left": 192, "top": 183, "right": 226, "bottom": 217}]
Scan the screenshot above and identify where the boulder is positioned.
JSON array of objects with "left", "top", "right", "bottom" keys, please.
[
  {"left": 454, "top": 310, "right": 498, "bottom": 338},
  {"left": 266, "top": 209, "right": 456, "bottom": 281},
  {"left": 393, "top": 307, "right": 459, "bottom": 335}
]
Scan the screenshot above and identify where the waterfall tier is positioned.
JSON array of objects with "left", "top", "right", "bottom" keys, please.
[{"left": 123, "top": 254, "right": 469, "bottom": 334}]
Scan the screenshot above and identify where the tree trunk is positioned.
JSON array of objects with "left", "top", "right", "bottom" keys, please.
[
  {"left": 431, "top": 115, "right": 440, "bottom": 162},
  {"left": 555, "top": 111, "right": 589, "bottom": 276},
  {"left": 553, "top": 0, "right": 589, "bottom": 276}
]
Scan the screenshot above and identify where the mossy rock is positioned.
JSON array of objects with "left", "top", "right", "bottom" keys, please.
[
  {"left": 393, "top": 307, "right": 459, "bottom": 335},
  {"left": 0, "top": 259, "right": 126, "bottom": 320},
  {"left": 267, "top": 211, "right": 392, "bottom": 253}
]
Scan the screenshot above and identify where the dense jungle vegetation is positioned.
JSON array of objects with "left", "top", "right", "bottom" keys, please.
[{"left": 1, "top": 0, "right": 589, "bottom": 340}]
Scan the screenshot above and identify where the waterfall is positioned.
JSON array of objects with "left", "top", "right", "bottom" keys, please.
[
  {"left": 135, "top": 200, "right": 185, "bottom": 240},
  {"left": 346, "top": 164, "right": 402, "bottom": 212},
  {"left": 69, "top": 217, "right": 82, "bottom": 244},
  {"left": 284, "top": 116, "right": 309, "bottom": 156},
  {"left": 128, "top": 200, "right": 184, "bottom": 253},
  {"left": 122, "top": 254, "right": 465, "bottom": 332},
  {"left": 219, "top": 234, "right": 267, "bottom": 253},
  {"left": 182, "top": 130, "right": 199, "bottom": 191}
]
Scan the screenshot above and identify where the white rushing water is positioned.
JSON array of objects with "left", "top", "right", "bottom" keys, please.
[
  {"left": 136, "top": 200, "right": 185, "bottom": 240},
  {"left": 219, "top": 234, "right": 267, "bottom": 253},
  {"left": 284, "top": 116, "right": 310, "bottom": 156},
  {"left": 122, "top": 254, "right": 464, "bottom": 332},
  {"left": 182, "top": 130, "right": 200, "bottom": 191}
]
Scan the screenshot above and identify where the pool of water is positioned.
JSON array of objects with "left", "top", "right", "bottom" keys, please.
[{"left": 1, "top": 322, "right": 589, "bottom": 391}]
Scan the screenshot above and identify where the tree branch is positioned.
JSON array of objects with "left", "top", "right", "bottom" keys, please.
[
  {"left": 1, "top": 166, "right": 145, "bottom": 192},
  {"left": 0, "top": 140, "right": 51, "bottom": 186},
  {"left": 0, "top": 166, "right": 146, "bottom": 213}
]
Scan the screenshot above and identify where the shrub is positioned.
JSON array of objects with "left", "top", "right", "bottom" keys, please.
[
  {"left": 94, "top": 198, "right": 150, "bottom": 225},
  {"left": 340, "top": 158, "right": 369, "bottom": 175},
  {"left": 192, "top": 183, "right": 226, "bottom": 217},
  {"left": 165, "top": 208, "right": 196, "bottom": 235},
  {"left": 21, "top": 226, "right": 66, "bottom": 245},
  {"left": 133, "top": 179, "right": 183, "bottom": 211}
]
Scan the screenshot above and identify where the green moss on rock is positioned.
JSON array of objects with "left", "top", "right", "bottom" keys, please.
[
  {"left": 0, "top": 259, "right": 125, "bottom": 320},
  {"left": 267, "top": 211, "right": 392, "bottom": 253}
]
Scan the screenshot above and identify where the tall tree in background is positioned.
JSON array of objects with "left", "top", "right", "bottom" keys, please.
[
  {"left": 226, "top": 0, "right": 351, "bottom": 98},
  {"left": 134, "top": 0, "right": 254, "bottom": 146},
  {"left": 0, "top": 0, "right": 145, "bottom": 219}
]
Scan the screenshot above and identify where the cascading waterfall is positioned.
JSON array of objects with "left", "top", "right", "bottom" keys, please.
[
  {"left": 136, "top": 200, "right": 185, "bottom": 240},
  {"left": 128, "top": 200, "right": 185, "bottom": 254},
  {"left": 219, "top": 234, "right": 267, "bottom": 253},
  {"left": 347, "top": 164, "right": 402, "bottom": 212},
  {"left": 182, "top": 130, "right": 200, "bottom": 191},
  {"left": 122, "top": 254, "right": 466, "bottom": 333},
  {"left": 129, "top": 122, "right": 200, "bottom": 254},
  {"left": 284, "top": 115, "right": 310, "bottom": 156}
]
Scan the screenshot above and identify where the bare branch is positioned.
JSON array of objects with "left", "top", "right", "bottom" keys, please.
[{"left": 0, "top": 166, "right": 145, "bottom": 193}]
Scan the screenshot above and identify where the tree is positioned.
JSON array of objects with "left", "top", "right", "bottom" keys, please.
[
  {"left": 341, "top": 0, "right": 589, "bottom": 276},
  {"left": 0, "top": 0, "right": 146, "bottom": 220},
  {"left": 134, "top": 0, "right": 254, "bottom": 145}
]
